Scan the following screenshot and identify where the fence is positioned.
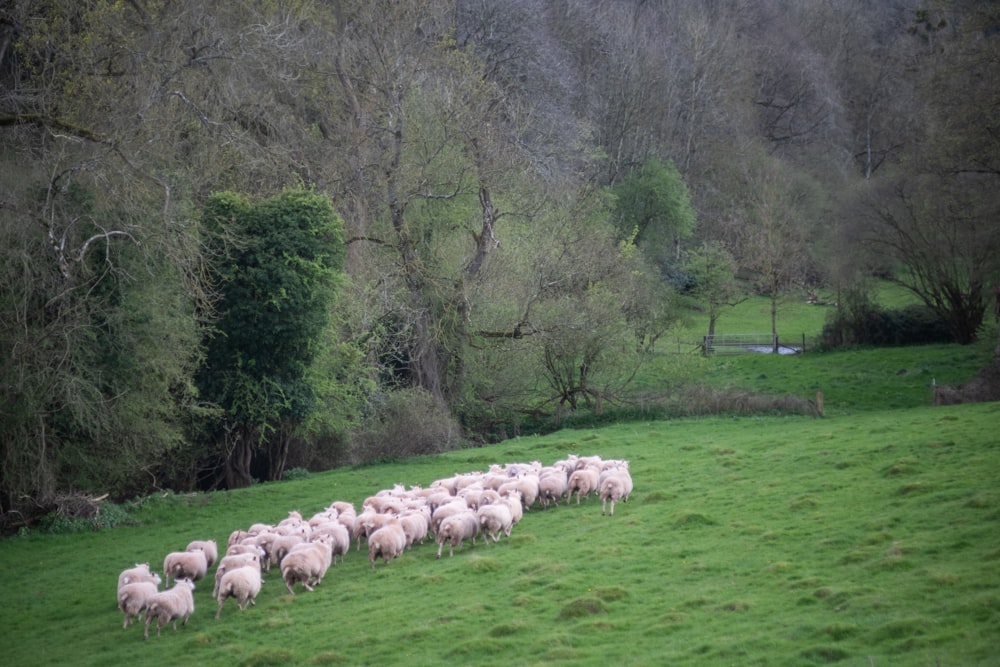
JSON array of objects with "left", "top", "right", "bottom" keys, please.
[{"left": 701, "top": 333, "right": 803, "bottom": 356}]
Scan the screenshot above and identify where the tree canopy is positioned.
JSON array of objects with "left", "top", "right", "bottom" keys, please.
[{"left": 1, "top": 0, "right": 997, "bottom": 523}]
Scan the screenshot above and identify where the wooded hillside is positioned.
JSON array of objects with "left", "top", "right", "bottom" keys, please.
[{"left": 1, "top": 0, "right": 997, "bottom": 524}]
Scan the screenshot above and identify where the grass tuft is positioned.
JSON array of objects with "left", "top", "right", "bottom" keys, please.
[{"left": 558, "top": 597, "right": 608, "bottom": 619}]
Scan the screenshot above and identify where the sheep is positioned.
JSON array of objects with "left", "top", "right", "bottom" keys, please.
[
  {"left": 500, "top": 490, "right": 524, "bottom": 526},
  {"left": 567, "top": 466, "right": 601, "bottom": 504},
  {"left": 163, "top": 548, "right": 208, "bottom": 586},
  {"left": 270, "top": 530, "right": 308, "bottom": 569},
  {"left": 118, "top": 581, "right": 159, "bottom": 629},
  {"left": 227, "top": 529, "right": 250, "bottom": 548},
  {"left": 226, "top": 543, "right": 262, "bottom": 558},
  {"left": 117, "top": 563, "right": 161, "bottom": 592},
  {"left": 186, "top": 540, "right": 218, "bottom": 568},
  {"left": 311, "top": 521, "right": 351, "bottom": 564},
  {"left": 143, "top": 578, "right": 196, "bottom": 639},
  {"left": 212, "top": 551, "right": 262, "bottom": 598},
  {"left": 538, "top": 468, "right": 569, "bottom": 508},
  {"left": 248, "top": 531, "right": 280, "bottom": 571},
  {"left": 477, "top": 502, "right": 513, "bottom": 543},
  {"left": 436, "top": 510, "right": 480, "bottom": 558},
  {"left": 281, "top": 537, "right": 333, "bottom": 593},
  {"left": 498, "top": 474, "right": 539, "bottom": 510},
  {"left": 215, "top": 565, "right": 263, "bottom": 618},
  {"left": 367, "top": 519, "right": 407, "bottom": 569},
  {"left": 600, "top": 469, "right": 634, "bottom": 516},
  {"left": 430, "top": 497, "right": 469, "bottom": 535},
  {"left": 397, "top": 509, "right": 430, "bottom": 549}
]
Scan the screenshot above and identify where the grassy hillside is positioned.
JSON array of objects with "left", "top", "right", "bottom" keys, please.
[{"left": 2, "top": 401, "right": 998, "bottom": 666}]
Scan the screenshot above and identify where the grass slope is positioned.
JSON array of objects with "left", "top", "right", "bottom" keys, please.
[{"left": 2, "top": 402, "right": 998, "bottom": 666}]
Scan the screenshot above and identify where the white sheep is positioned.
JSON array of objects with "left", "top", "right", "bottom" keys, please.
[
  {"left": 500, "top": 490, "right": 524, "bottom": 526},
  {"left": 118, "top": 580, "right": 159, "bottom": 629},
  {"left": 163, "top": 549, "right": 208, "bottom": 586},
  {"left": 498, "top": 474, "right": 539, "bottom": 509},
  {"left": 281, "top": 537, "right": 333, "bottom": 593},
  {"left": 117, "top": 563, "right": 161, "bottom": 592},
  {"left": 310, "top": 521, "right": 351, "bottom": 564},
  {"left": 143, "top": 578, "right": 196, "bottom": 639},
  {"left": 212, "top": 551, "right": 262, "bottom": 598},
  {"left": 600, "top": 469, "right": 634, "bottom": 516},
  {"left": 270, "top": 530, "right": 308, "bottom": 569},
  {"left": 430, "top": 497, "right": 469, "bottom": 535},
  {"left": 436, "top": 510, "right": 480, "bottom": 558},
  {"left": 538, "top": 468, "right": 569, "bottom": 508},
  {"left": 215, "top": 565, "right": 263, "bottom": 618},
  {"left": 567, "top": 466, "right": 601, "bottom": 504},
  {"left": 185, "top": 539, "right": 218, "bottom": 568},
  {"left": 477, "top": 502, "right": 513, "bottom": 543},
  {"left": 367, "top": 519, "right": 407, "bottom": 568},
  {"left": 397, "top": 510, "right": 430, "bottom": 549}
]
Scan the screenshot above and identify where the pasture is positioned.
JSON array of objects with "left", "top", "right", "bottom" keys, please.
[{"left": 2, "top": 399, "right": 998, "bottom": 666}]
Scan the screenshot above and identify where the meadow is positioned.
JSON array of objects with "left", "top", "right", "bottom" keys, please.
[{"left": 2, "top": 286, "right": 998, "bottom": 666}]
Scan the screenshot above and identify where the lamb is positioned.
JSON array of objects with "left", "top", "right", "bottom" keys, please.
[
  {"left": 118, "top": 580, "right": 160, "bottom": 629},
  {"left": 367, "top": 519, "right": 407, "bottom": 568},
  {"left": 436, "top": 510, "right": 480, "bottom": 558},
  {"left": 186, "top": 539, "right": 218, "bottom": 568},
  {"left": 215, "top": 565, "right": 263, "bottom": 618},
  {"left": 477, "top": 502, "right": 513, "bottom": 543},
  {"left": 567, "top": 466, "right": 601, "bottom": 504},
  {"left": 143, "top": 578, "right": 196, "bottom": 639},
  {"left": 281, "top": 537, "right": 333, "bottom": 593},
  {"left": 117, "top": 563, "right": 161, "bottom": 592},
  {"left": 212, "top": 551, "right": 262, "bottom": 598},
  {"left": 600, "top": 469, "right": 634, "bottom": 516},
  {"left": 163, "top": 548, "right": 208, "bottom": 586}
]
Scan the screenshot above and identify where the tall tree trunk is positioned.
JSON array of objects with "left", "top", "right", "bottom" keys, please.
[{"left": 224, "top": 428, "right": 254, "bottom": 489}]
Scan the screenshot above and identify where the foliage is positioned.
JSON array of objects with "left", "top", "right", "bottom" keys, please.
[
  {"left": 2, "top": 0, "right": 998, "bottom": 510},
  {"left": 818, "top": 287, "right": 952, "bottom": 349},
  {"left": 611, "top": 157, "right": 697, "bottom": 273},
  {"left": 681, "top": 241, "right": 744, "bottom": 339},
  {"left": 197, "top": 188, "right": 347, "bottom": 488},
  {"left": 350, "top": 388, "right": 463, "bottom": 465}
]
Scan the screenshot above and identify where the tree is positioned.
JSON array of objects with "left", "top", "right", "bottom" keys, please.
[
  {"left": 867, "top": 172, "right": 1000, "bottom": 345},
  {"left": 197, "top": 189, "right": 346, "bottom": 488},
  {"left": 682, "top": 241, "right": 744, "bottom": 342},
  {"left": 611, "top": 158, "right": 696, "bottom": 275},
  {"left": 730, "top": 147, "right": 821, "bottom": 351},
  {"left": 864, "top": 1, "right": 1000, "bottom": 345}
]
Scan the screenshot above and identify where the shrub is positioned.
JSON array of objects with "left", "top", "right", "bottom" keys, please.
[
  {"left": 350, "top": 388, "right": 463, "bottom": 465},
  {"left": 819, "top": 289, "right": 952, "bottom": 349}
]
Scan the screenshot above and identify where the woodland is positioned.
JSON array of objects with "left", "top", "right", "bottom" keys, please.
[{"left": 1, "top": 0, "right": 998, "bottom": 526}]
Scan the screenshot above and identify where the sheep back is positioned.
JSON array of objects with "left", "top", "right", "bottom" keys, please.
[
  {"left": 118, "top": 581, "right": 159, "bottom": 629},
  {"left": 143, "top": 579, "right": 195, "bottom": 639},
  {"left": 215, "top": 566, "right": 262, "bottom": 618}
]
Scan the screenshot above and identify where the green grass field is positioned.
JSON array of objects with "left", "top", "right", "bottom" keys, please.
[
  {"left": 2, "top": 398, "right": 998, "bottom": 666},
  {"left": 3, "top": 280, "right": 998, "bottom": 666}
]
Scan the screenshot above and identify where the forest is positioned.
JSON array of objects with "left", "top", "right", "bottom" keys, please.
[{"left": 1, "top": 0, "right": 998, "bottom": 527}]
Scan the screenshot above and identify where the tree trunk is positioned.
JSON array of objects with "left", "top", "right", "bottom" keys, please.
[
  {"left": 771, "top": 292, "right": 779, "bottom": 353},
  {"left": 224, "top": 428, "right": 254, "bottom": 489}
]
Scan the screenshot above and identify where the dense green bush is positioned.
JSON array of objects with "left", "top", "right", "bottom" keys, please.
[{"left": 819, "top": 290, "right": 952, "bottom": 348}]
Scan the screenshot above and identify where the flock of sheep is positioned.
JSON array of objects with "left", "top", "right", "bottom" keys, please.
[{"left": 115, "top": 453, "right": 634, "bottom": 639}]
